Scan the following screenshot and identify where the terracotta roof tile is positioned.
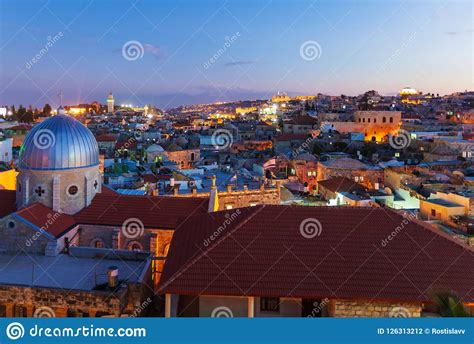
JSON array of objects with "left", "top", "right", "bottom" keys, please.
[
  {"left": 74, "top": 194, "right": 209, "bottom": 229},
  {"left": 16, "top": 203, "right": 76, "bottom": 238},
  {"left": 159, "top": 205, "right": 474, "bottom": 303}
]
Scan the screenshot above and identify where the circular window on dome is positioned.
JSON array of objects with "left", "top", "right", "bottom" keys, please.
[{"left": 67, "top": 185, "right": 79, "bottom": 197}]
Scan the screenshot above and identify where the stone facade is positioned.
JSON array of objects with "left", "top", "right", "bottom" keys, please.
[
  {"left": 174, "top": 183, "right": 280, "bottom": 211},
  {"left": 16, "top": 165, "right": 101, "bottom": 215},
  {"left": 330, "top": 299, "right": 422, "bottom": 317}
]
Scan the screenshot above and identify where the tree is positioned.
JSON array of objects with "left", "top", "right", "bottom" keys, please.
[
  {"left": 432, "top": 291, "right": 471, "bottom": 317},
  {"left": 43, "top": 103, "right": 52, "bottom": 116}
]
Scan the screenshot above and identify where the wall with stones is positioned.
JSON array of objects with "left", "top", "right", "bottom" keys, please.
[
  {"left": 0, "top": 285, "right": 125, "bottom": 317},
  {"left": 0, "top": 215, "right": 50, "bottom": 254},
  {"left": 330, "top": 299, "right": 422, "bottom": 317}
]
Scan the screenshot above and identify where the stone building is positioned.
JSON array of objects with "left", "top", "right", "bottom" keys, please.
[
  {"left": 316, "top": 158, "right": 384, "bottom": 190},
  {"left": 159, "top": 206, "right": 474, "bottom": 317}
]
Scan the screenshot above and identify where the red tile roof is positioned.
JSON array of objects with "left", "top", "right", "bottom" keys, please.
[
  {"left": 95, "top": 134, "right": 117, "bottom": 142},
  {"left": 287, "top": 115, "right": 318, "bottom": 126},
  {"left": 15, "top": 203, "right": 77, "bottom": 238},
  {"left": 74, "top": 194, "right": 209, "bottom": 229},
  {"left": 0, "top": 190, "right": 16, "bottom": 218},
  {"left": 318, "top": 177, "right": 366, "bottom": 194},
  {"left": 159, "top": 205, "right": 474, "bottom": 303}
]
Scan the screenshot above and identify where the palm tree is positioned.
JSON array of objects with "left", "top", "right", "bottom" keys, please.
[{"left": 432, "top": 291, "right": 471, "bottom": 317}]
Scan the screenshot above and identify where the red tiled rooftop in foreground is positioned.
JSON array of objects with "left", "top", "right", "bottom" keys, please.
[
  {"left": 159, "top": 205, "right": 474, "bottom": 303},
  {"left": 318, "top": 176, "right": 366, "bottom": 193},
  {"left": 15, "top": 203, "right": 76, "bottom": 238},
  {"left": 0, "top": 190, "right": 16, "bottom": 218},
  {"left": 74, "top": 193, "right": 209, "bottom": 229}
]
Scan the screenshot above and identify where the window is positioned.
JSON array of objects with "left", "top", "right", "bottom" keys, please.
[
  {"left": 93, "top": 180, "right": 99, "bottom": 190},
  {"left": 431, "top": 209, "right": 436, "bottom": 217},
  {"left": 368, "top": 118, "right": 371, "bottom": 123},
  {"left": 13, "top": 305, "right": 27, "bottom": 317},
  {"left": 128, "top": 241, "right": 143, "bottom": 252},
  {"left": 18, "top": 183, "right": 21, "bottom": 192},
  {"left": 260, "top": 297, "right": 280, "bottom": 312},
  {"left": 383, "top": 117, "right": 387, "bottom": 123},
  {"left": 225, "top": 205, "right": 233, "bottom": 210},
  {"left": 250, "top": 203, "right": 257, "bottom": 207},
  {"left": 373, "top": 118, "right": 376, "bottom": 123},
  {"left": 67, "top": 185, "right": 79, "bottom": 196},
  {"left": 0, "top": 305, "right": 6, "bottom": 317},
  {"left": 389, "top": 117, "right": 393, "bottom": 123},
  {"left": 34, "top": 186, "right": 46, "bottom": 197},
  {"left": 91, "top": 238, "right": 105, "bottom": 249},
  {"left": 7, "top": 221, "right": 15, "bottom": 229}
]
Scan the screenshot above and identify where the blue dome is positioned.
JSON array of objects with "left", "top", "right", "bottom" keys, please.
[{"left": 19, "top": 115, "right": 99, "bottom": 170}]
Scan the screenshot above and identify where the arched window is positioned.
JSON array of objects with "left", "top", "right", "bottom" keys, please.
[
  {"left": 389, "top": 117, "right": 393, "bottom": 123},
  {"left": 128, "top": 241, "right": 143, "bottom": 252},
  {"left": 383, "top": 117, "right": 386, "bottom": 123},
  {"left": 91, "top": 238, "right": 105, "bottom": 249}
]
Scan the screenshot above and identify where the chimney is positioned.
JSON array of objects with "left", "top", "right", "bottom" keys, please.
[
  {"left": 243, "top": 185, "right": 248, "bottom": 193},
  {"left": 227, "top": 184, "right": 233, "bottom": 193},
  {"left": 170, "top": 178, "right": 175, "bottom": 187},
  {"left": 107, "top": 266, "right": 119, "bottom": 289},
  {"left": 211, "top": 175, "right": 217, "bottom": 189}
]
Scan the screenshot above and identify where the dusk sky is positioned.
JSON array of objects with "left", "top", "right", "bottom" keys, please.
[{"left": 0, "top": 0, "right": 472, "bottom": 109}]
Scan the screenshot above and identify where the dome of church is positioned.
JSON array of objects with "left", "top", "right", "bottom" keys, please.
[{"left": 19, "top": 115, "right": 99, "bottom": 170}]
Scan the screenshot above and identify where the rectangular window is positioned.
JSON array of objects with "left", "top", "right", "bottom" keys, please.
[
  {"left": 260, "top": 297, "right": 280, "bottom": 312},
  {"left": 431, "top": 209, "right": 436, "bottom": 217},
  {"left": 13, "top": 305, "right": 26, "bottom": 317}
]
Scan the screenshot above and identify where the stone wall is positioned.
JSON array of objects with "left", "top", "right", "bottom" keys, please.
[
  {"left": 331, "top": 299, "right": 422, "bottom": 317},
  {"left": 0, "top": 285, "right": 125, "bottom": 317},
  {"left": 0, "top": 215, "right": 50, "bottom": 254}
]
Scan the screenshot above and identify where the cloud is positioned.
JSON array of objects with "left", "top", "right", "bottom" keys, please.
[
  {"left": 444, "top": 29, "right": 473, "bottom": 35},
  {"left": 143, "top": 44, "right": 162, "bottom": 59},
  {"left": 224, "top": 60, "right": 256, "bottom": 67}
]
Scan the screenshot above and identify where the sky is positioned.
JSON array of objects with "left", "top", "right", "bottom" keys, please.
[{"left": 0, "top": 0, "right": 472, "bottom": 109}]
